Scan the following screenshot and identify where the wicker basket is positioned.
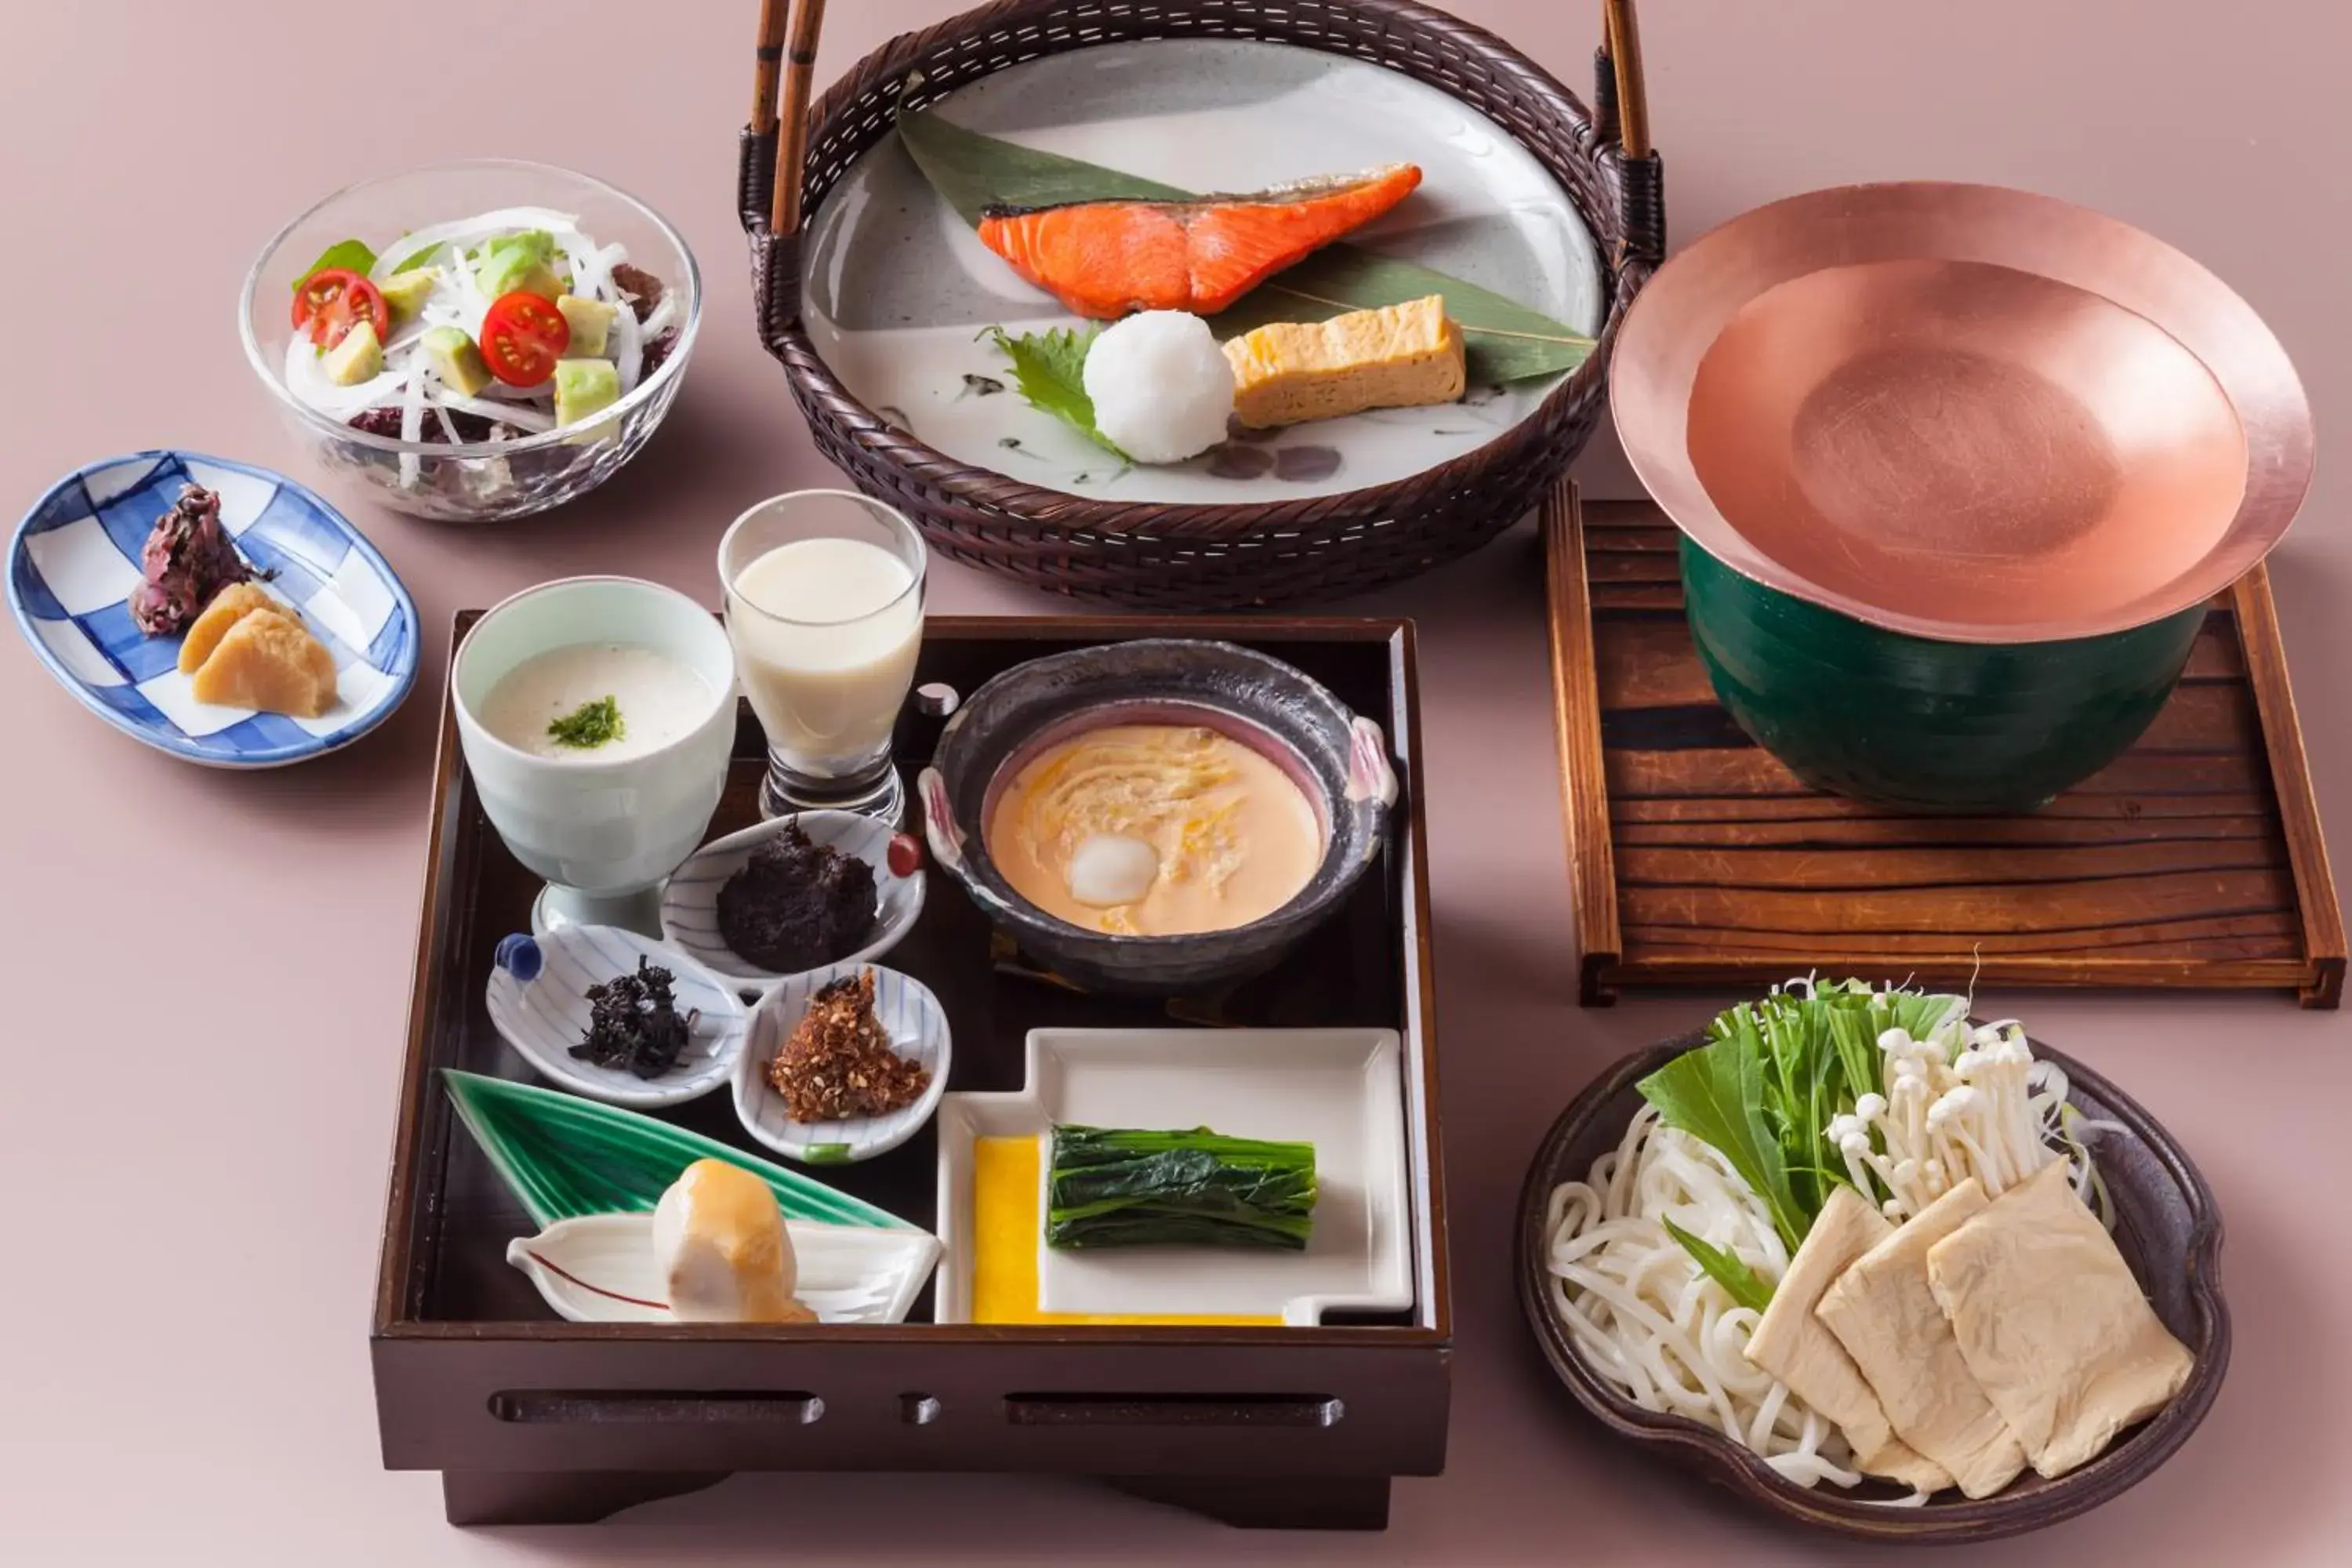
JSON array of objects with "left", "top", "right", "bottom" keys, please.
[{"left": 741, "top": 0, "right": 1663, "bottom": 609}]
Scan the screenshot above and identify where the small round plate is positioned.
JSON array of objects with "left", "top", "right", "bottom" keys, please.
[
  {"left": 1515, "top": 1029, "right": 2229, "bottom": 1543},
  {"left": 735, "top": 962, "right": 950, "bottom": 1165},
  {"left": 485, "top": 926, "right": 748, "bottom": 1109},
  {"left": 800, "top": 37, "right": 1602, "bottom": 504},
  {"left": 6, "top": 450, "right": 419, "bottom": 768},
  {"left": 660, "top": 811, "right": 925, "bottom": 997}
]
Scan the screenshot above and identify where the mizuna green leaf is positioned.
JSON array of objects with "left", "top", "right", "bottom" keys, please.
[
  {"left": 899, "top": 108, "right": 1595, "bottom": 385},
  {"left": 1661, "top": 1217, "right": 1776, "bottom": 1312},
  {"left": 1637, "top": 1033, "right": 1807, "bottom": 1250}
]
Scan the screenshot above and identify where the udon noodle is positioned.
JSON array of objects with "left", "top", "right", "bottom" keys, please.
[{"left": 1544, "top": 1105, "right": 1870, "bottom": 1490}]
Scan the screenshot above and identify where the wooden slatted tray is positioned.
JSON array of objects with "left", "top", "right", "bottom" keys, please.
[{"left": 1544, "top": 485, "right": 2345, "bottom": 1007}]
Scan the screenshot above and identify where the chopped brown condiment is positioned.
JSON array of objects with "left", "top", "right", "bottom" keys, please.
[{"left": 766, "top": 969, "right": 929, "bottom": 1123}]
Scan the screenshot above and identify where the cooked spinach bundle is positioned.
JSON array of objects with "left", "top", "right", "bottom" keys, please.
[{"left": 1046, "top": 1124, "right": 1317, "bottom": 1250}]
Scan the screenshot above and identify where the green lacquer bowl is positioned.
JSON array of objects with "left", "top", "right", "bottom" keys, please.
[{"left": 1682, "top": 539, "right": 2206, "bottom": 814}]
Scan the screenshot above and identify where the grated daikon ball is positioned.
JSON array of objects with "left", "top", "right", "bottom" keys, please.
[
  {"left": 1067, "top": 832, "right": 1160, "bottom": 907},
  {"left": 1083, "top": 310, "right": 1236, "bottom": 464}
]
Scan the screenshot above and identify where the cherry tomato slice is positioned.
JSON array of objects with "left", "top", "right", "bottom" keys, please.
[
  {"left": 479, "top": 291, "right": 571, "bottom": 387},
  {"left": 292, "top": 267, "right": 389, "bottom": 350}
]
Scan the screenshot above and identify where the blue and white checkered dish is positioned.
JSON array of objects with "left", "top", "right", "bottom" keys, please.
[{"left": 7, "top": 450, "right": 419, "bottom": 768}]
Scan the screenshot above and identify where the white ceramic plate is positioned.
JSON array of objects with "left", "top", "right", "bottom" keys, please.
[
  {"left": 735, "top": 962, "right": 950, "bottom": 1164},
  {"left": 660, "top": 810, "right": 925, "bottom": 997},
  {"left": 505, "top": 1212, "right": 940, "bottom": 1325},
  {"left": 800, "top": 38, "right": 1602, "bottom": 504},
  {"left": 484, "top": 926, "right": 747, "bottom": 1109},
  {"left": 935, "top": 1027, "right": 1410, "bottom": 1326}
]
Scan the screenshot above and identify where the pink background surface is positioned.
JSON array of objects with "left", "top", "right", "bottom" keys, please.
[{"left": 3, "top": 2, "right": 2347, "bottom": 1563}]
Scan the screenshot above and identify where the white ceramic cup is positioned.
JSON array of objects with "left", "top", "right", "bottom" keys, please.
[{"left": 452, "top": 576, "right": 738, "bottom": 935}]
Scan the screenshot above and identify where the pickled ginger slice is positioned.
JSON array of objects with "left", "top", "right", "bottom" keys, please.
[
  {"left": 177, "top": 583, "right": 298, "bottom": 675},
  {"left": 1926, "top": 1159, "right": 2194, "bottom": 1479},
  {"left": 188, "top": 608, "right": 337, "bottom": 718},
  {"left": 976, "top": 163, "right": 1423, "bottom": 320}
]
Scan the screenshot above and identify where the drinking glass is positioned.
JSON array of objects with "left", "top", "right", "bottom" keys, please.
[{"left": 718, "top": 490, "right": 927, "bottom": 824}]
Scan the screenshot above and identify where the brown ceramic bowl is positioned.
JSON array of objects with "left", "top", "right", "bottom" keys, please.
[{"left": 1515, "top": 1030, "right": 2229, "bottom": 1544}]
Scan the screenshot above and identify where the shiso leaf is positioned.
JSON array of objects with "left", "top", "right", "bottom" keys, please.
[
  {"left": 900, "top": 107, "right": 1595, "bottom": 385},
  {"left": 1661, "top": 1216, "right": 1776, "bottom": 1312},
  {"left": 982, "top": 325, "right": 1129, "bottom": 458},
  {"left": 440, "top": 1069, "right": 913, "bottom": 1232}
]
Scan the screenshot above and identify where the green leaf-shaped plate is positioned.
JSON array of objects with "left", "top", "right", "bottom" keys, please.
[{"left": 443, "top": 1070, "right": 914, "bottom": 1232}]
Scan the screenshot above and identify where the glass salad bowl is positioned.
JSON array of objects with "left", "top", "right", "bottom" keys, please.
[{"left": 239, "top": 159, "right": 700, "bottom": 524}]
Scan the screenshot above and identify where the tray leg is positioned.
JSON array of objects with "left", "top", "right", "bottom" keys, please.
[
  {"left": 441, "top": 1469, "right": 732, "bottom": 1526},
  {"left": 1102, "top": 1474, "right": 1391, "bottom": 1530}
]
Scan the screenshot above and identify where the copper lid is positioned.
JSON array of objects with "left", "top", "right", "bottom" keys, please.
[{"left": 1612, "top": 183, "right": 2312, "bottom": 644}]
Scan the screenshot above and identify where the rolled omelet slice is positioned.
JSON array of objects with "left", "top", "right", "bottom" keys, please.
[
  {"left": 1223, "top": 294, "right": 1465, "bottom": 428},
  {"left": 188, "top": 607, "right": 338, "bottom": 718}
]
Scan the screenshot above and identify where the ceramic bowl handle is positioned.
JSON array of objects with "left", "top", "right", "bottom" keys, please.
[
  {"left": 918, "top": 767, "right": 967, "bottom": 873},
  {"left": 1347, "top": 717, "right": 1400, "bottom": 809}
]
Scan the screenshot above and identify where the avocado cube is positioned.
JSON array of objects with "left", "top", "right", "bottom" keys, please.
[
  {"left": 553, "top": 358, "right": 622, "bottom": 430},
  {"left": 321, "top": 320, "right": 383, "bottom": 387},
  {"left": 422, "top": 325, "right": 492, "bottom": 397},
  {"left": 475, "top": 230, "right": 564, "bottom": 300},
  {"left": 556, "top": 295, "right": 619, "bottom": 358},
  {"left": 379, "top": 267, "right": 439, "bottom": 325}
]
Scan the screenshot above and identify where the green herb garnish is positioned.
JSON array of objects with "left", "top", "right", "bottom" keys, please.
[
  {"left": 982, "top": 325, "right": 1128, "bottom": 459},
  {"left": 292, "top": 238, "right": 377, "bottom": 291},
  {"left": 546, "top": 695, "right": 624, "bottom": 750},
  {"left": 1661, "top": 1217, "right": 1776, "bottom": 1312},
  {"left": 1046, "top": 1124, "right": 1316, "bottom": 1250}
]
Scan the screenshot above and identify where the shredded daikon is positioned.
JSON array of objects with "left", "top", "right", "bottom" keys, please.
[
  {"left": 285, "top": 207, "right": 668, "bottom": 447},
  {"left": 1545, "top": 1106, "right": 1864, "bottom": 1489}
]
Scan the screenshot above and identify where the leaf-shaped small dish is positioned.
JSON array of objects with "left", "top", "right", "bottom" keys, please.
[
  {"left": 443, "top": 1069, "right": 917, "bottom": 1231},
  {"left": 506, "top": 1213, "right": 940, "bottom": 1325},
  {"left": 484, "top": 927, "right": 746, "bottom": 1108},
  {"left": 734, "top": 962, "right": 951, "bottom": 1165},
  {"left": 659, "top": 811, "right": 925, "bottom": 998}
]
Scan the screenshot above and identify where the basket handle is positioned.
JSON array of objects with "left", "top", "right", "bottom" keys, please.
[
  {"left": 1599, "top": 0, "right": 1651, "bottom": 158},
  {"left": 750, "top": 0, "right": 829, "bottom": 235}
]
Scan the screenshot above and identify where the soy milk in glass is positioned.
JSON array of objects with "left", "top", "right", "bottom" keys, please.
[{"left": 719, "top": 491, "right": 927, "bottom": 822}]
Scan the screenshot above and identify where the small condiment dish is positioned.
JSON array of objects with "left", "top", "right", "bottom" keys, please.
[
  {"left": 485, "top": 925, "right": 747, "bottom": 1109},
  {"left": 733, "top": 961, "right": 951, "bottom": 1165},
  {"left": 659, "top": 810, "right": 925, "bottom": 998},
  {"left": 505, "top": 1211, "right": 940, "bottom": 1326}
]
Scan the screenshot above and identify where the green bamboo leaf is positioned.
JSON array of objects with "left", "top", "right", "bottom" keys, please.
[
  {"left": 896, "top": 108, "right": 1594, "bottom": 386},
  {"left": 441, "top": 1070, "right": 913, "bottom": 1232}
]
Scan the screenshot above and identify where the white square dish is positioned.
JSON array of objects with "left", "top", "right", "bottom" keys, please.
[{"left": 935, "top": 1027, "right": 1410, "bottom": 1326}]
